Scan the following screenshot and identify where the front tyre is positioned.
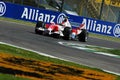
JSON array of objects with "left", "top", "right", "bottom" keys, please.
[{"left": 35, "top": 21, "right": 45, "bottom": 34}]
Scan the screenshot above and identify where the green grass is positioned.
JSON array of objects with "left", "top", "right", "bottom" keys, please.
[
  {"left": 0, "top": 17, "right": 36, "bottom": 27},
  {"left": 86, "top": 46, "right": 120, "bottom": 56},
  {"left": 0, "top": 41, "right": 120, "bottom": 80},
  {"left": 0, "top": 17, "right": 120, "bottom": 43},
  {"left": 89, "top": 33, "right": 120, "bottom": 43},
  {"left": 0, "top": 73, "right": 30, "bottom": 80}
]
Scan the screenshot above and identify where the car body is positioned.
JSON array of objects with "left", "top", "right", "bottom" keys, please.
[{"left": 35, "top": 21, "right": 88, "bottom": 42}]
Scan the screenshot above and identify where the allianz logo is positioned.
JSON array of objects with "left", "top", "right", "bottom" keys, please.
[
  {"left": 0, "top": 2, "right": 6, "bottom": 16},
  {"left": 21, "top": 7, "right": 56, "bottom": 23},
  {"left": 57, "top": 13, "right": 66, "bottom": 24},
  {"left": 21, "top": 7, "right": 66, "bottom": 23},
  {"left": 113, "top": 24, "right": 120, "bottom": 37},
  {"left": 82, "top": 18, "right": 112, "bottom": 34}
]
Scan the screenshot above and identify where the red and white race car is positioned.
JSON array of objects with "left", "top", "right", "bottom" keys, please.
[{"left": 35, "top": 21, "right": 88, "bottom": 42}]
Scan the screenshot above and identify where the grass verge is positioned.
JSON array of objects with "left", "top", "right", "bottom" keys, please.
[
  {"left": 0, "top": 73, "right": 30, "bottom": 80},
  {"left": 86, "top": 45, "right": 120, "bottom": 56},
  {"left": 89, "top": 33, "right": 120, "bottom": 43},
  {"left": 0, "top": 43, "right": 119, "bottom": 80}
]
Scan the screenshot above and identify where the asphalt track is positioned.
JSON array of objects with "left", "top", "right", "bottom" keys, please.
[{"left": 0, "top": 20, "right": 120, "bottom": 75}]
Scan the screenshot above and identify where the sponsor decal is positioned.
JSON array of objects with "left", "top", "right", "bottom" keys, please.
[
  {"left": 113, "top": 24, "right": 120, "bottom": 37},
  {"left": 57, "top": 13, "right": 66, "bottom": 24},
  {"left": 0, "top": 2, "right": 6, "bottom": 16},
  {"left": 82, "top": 18, "right": 112, "bottom": 34},
  {"left": 21, "top": 7, "right": 56, "bottom": 23}
]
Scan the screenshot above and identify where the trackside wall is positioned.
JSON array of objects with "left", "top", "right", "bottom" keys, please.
[{"left": 0, "top": 1, "right": 120, "bottom": 38}]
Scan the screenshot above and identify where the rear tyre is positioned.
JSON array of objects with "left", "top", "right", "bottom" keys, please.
[
  {"left": 35, "top": 21, "right": 45, "bottom": 34},
  {"left": 63, "top": 27, "right": 71, "bottom": 40},
  {"left": 78, "top": 29, "right": 88, "bottom": 42}
]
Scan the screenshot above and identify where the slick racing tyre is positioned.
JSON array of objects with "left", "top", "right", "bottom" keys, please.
[
  {"left": 35, "top": 21, "right": 45, "bottom": 34},
  {"left": 78, "top": 29, "right": 88, "bottom": 42},
  {"left": 63, "top": 27, "right": 71, "bottom": 40}
]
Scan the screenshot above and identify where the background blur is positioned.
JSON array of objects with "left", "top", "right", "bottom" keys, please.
[{"left": 3, "top": 0, "right": 120, "bottom": 23}]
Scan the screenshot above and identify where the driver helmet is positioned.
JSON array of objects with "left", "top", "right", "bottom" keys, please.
[{"left": 63, "top": 16, "right": 69, "bottom": 22}]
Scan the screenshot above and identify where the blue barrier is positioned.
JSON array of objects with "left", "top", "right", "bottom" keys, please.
[{"left": 0, "top": 1, "right": 120, "bottom": 38}]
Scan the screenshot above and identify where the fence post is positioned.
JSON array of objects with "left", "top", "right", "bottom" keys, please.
[
  {"left": 118, "top": 11, "right": 120, "bottom": 23},
  {"left": 99, "top": 0, "right": 104, "bottom": 20},
  {"left": 85, "top": 0, "right": 88, "bottom": 17},
  {"left": 60, "top": 0, "right": 64, "bottom": 12}
]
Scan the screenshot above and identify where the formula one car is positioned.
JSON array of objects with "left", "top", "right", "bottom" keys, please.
[{"left": 35, "top": 21, "right": 88, "bottom": 42}]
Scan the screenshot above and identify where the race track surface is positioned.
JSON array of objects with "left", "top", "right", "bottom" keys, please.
[{"left": 0, "top": 20, "right": 120, "bottom": 75}]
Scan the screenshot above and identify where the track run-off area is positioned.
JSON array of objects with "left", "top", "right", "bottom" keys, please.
[{"left": 0, "top": 20, "right": 120, "bottom": 76}]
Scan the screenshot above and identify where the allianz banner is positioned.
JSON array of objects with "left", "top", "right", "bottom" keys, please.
[{"left": 0, "top": 1, "right": 120, "bottom": 38}]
